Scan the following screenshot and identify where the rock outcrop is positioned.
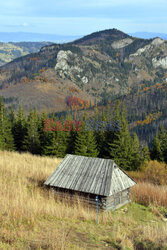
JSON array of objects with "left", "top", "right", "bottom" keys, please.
[
  {"left": 152, "top": 56, "right": 167, "bottom": 69},
  {"left": 111, "top": 38, "right": 133, "bottom": 49},
  {"left": 55, "top": 50, "right": 83, "bottom": 79}
]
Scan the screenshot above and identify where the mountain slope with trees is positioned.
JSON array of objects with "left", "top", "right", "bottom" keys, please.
[
  {"left": 0, "top": 28, "right": 167, "bottom": 144},
  {"left": 0, "top": 28, "right": 166, "bottom": 106},
  {"left": 1, "top": 98, "right": 148, "bottom": 171}
]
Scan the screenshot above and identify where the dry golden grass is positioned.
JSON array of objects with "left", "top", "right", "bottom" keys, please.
[
  {"left": 0, "top": 151, "right": 167, "bottom": 249},
  {"left": 131, "top": 182, "right": 167, "bottom": 207},
  {"left": 128, "top": 160, "right": 167, "bottom": 185},
  {"left": 129, "top": 160, "right": 167, "bottom": 207}
]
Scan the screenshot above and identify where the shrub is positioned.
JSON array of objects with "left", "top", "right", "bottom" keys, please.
[
  {"left": 131, "top": 182, "right": 167, "bottom": 207},
  {"left": 128, "top": 160, "right": 167, "bottom": 185}
]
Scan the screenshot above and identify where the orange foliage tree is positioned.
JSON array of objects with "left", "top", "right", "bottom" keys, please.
[{"left": 66, "top": 96, "right": 89, "bottom": 110}]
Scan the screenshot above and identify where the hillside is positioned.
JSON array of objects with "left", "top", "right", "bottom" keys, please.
[
  {"left": 118, "top": 81, "right": 167, "bottom": 145},
  {"left": 0, "top": 29, "right": 166, "bottom": 102},
  {"left": 0, "top": 150, "right": 167, "bottom": 249},
  {"left": 0, "top": 41, "right": 52, "bottom": 66},
  {"left": 0, "top": 28, "right": 167, "bottom": 143}
]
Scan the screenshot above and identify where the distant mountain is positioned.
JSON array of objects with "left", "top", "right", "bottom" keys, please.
[
  {"left": 0, "top": 41, "right": 52, "bottom": 66},
  {"left": 0, "top": 28, "right": 167, "bottom": 144},
  {"left": 0, "top": 32, "right": 81, "bottom": 43},
  {"left": 1, "top": 31, "right": 167, "bottom": 42},
  {"left": 130, "top": 32, "right": 167, "bottom": 40}
]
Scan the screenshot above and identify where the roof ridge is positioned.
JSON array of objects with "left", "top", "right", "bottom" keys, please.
[{"left": 66, "top": 154, "right": 115, "bottom": 162}]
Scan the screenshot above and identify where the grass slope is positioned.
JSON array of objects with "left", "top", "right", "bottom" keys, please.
[{"left": 0, "top": 151, "right": 167, "bottom": 249}]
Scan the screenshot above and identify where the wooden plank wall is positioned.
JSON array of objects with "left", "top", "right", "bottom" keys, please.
[
  {"left": 50, "top": 187, "right": 131, "bottom": 211},
  {"left": 51, "top": 187, "right": 104, "bottom": 209},
  {"left": 102, "top": 188, "right": 130, "bottom": 210}
]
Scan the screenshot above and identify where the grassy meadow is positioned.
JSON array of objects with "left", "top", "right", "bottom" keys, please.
[{"left": 0, "top": 151, "right": 167, "bottom": 249}]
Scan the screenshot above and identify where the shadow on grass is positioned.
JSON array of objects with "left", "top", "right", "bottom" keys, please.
[{"left": 27, "top": 177, "right": 46, "bottom": 188}]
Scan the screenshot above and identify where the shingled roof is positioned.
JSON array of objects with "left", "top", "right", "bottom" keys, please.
[{"left": 44, "top": 154, "right": 136, "bottom": 196}]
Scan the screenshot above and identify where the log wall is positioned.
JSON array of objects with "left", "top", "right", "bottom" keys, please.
[
  {"left": 102, "top": 188, "right": 130, "bottom": 210},
  {"left": 50, "top": 187, "right": 131, "bottom": 211}
]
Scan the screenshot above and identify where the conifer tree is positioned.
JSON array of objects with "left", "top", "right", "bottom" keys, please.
[
  {"left": 151, "top": 134, "right": 163, "bottom": 161},
  {"left": 141, "top": 145, "right": 150, "bottom": 163},
  {"left": 8, "top": 106, "right": 15, "bottom": 124},
  {"left": 43, "top": 133, "right": 57, "bottom": 156},
  {"left": 86, "top": 130, "right": 99, "bottom": 157},
  {"left": 0, "top": 100, "right": 15, "bottom": 150},
  {"left": 54, "top": 116, "right": 71, "bottom": 157},
  {"left": 151, "top": 126, "right": 167, "bottom": 162},
  {"left": 131, "top": 133, "right": 142, "bottom": 170},
  {"left": 74, "top": 120, "right": 98, "bottom": 157},
  {"left": 12, "top": 105, "right": 27, "bottom": 151},
  {"left": 38, "top": 111, "right": 52, "bottom": 154},
  {"left": 158, "top": 126, "right": 167, "bottom": 163},
  {"left": 95, "top": 107, "right": 108, "bottom": 157},
  {"left": 104, "top": 100, "right": 121, "bottom": 158},
  {"left": 43, "top": 116, "right": 71, "bottom": 157},
  {"left": 66, "top": 114, "right": 77, "bottom": 154},
  {"left": 55, "top": 130, "right": 70, "bottom": 157},
  {"left": 74, "top": 128, "right": 88, "bottom": 156},
  {"left": 22, "top": 110, "right": 40, "bottom": 154},
  {"left": 41, "top": 117, "right": 56, "bottom": 156},
  {"left": 107, "top": 101, "right": 134, "bottom": 170}
]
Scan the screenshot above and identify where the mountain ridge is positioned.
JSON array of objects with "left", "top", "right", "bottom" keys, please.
[
  {"left": 0, "top": 28, "right": 167, "bottom": 143},
  {"left": 0, "top": 30, "right": 167, "bottom": 43}
]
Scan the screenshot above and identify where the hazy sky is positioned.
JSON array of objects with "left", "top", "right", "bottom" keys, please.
[{"left": 0, "top": 0, "right": 167, "bottom": 35}]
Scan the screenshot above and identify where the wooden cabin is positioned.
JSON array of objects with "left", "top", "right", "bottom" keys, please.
[{"left": 44, "top": 154, "right": 136, "bottom": 210}]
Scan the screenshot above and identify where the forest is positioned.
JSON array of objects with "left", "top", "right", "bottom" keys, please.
[{"left": 1, "top": 97, "right": 166, "bottom": 171}]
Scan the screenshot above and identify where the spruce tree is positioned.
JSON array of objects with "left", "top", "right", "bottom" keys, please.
[
  {"left": 43, "top": 116, "right": 71, "bottom": 157},
  {"left": 158, "top": 126, "right": 167, "bottom": 163},
  {"left": 104, "top": 101, "right": 122, "bottom": 157},
  {"left": 55, "top": 130, "right": 70, "bottom": 157},
  {"left": 43, "top": 133, "right": 57, "bottom": 156},
  {"left": 86, "top": 130, "right": 99, "bottom": 157},
  {"left": 131, "top": 133, "right": 142, "bottom": 170},
  {"left": 74, "top": 121, "right": 98, "bottom": 157},
  {"left": 54, "top": 116, "right": 71, "bottom": 157},
  {"left": 151, "top": 126, "right": 167, "bottom": 162},
  {"left": 0, "top": 100, "right": 15, "bottom": 151},
  {"left": 107, "top": 101, "right": 134, "bottom": 170},
  {"left": 22, "top": 110, "right": 40, "bottom": 154},
  {"left": 66, "top": 114, "right": 76, "bottom": 154},
  {"left": 13, "top": 105, "right": 27, "bottom": 151},
  {"left": 38, "top": 111, "right": 52, "bottom": 154},
  {"left": 8, "top": 106, "right": 15, "bottom": 124},
  {"left": 74, "top": 130, "right": 88, "bottom": 156},
  {"left": 95, "top": 108, "right": 109, "bottom": 158},
  {"left": 141, "top": 145, "right": 150, "bottom": 163},
  {"left": 151, "top": 134, "right": 163, "bottom": 161},
  {"left": 0, "top": 101, "right": 6, "bottom": 150}
]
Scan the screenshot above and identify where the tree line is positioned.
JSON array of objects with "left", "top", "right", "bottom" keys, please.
[{"left": 2, "top": 98, "right": 165, "bottom": 171}]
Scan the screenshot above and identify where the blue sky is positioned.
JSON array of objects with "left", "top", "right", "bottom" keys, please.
[{"left": 0, "top": 0, "right": 167, "bottom": 35}]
